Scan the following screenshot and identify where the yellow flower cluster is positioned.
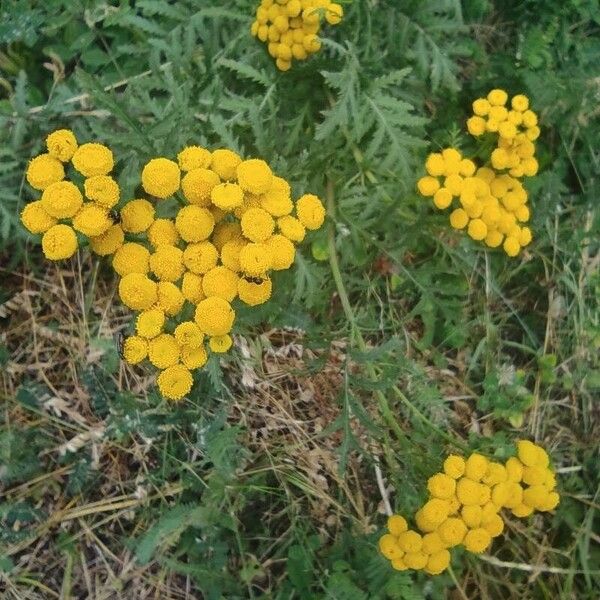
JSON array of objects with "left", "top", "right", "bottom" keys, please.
[
  {"left": 418, "top": 91, "right": 539, "bottom": 257},
  {"left": 21, "top": 129, "right": 119, "bottom": 260},
  {"left": 117, "top": 145, "right": 325, "bottom": 400},
  {"left": 251, "top": 0, "right": 344, "bottom": 71},
  {"left": 379, "top": 441, "right": 559, "bottom": 575},
  {"left": 467, "top": 90, "right": 540, "bottom": 178},
  {"left": 21, "top": 134, "right": 326, "bottom": 402}
]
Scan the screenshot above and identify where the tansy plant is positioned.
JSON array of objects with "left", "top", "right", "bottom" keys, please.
[
  {"left": 417, "top": 90, "right": 539, "bottom": 257},
  {"left": 251, "top": 0, "right": 344, "bottom": 71},
  {"left": 379, "top": 440, "right": 560, "bottom": 575},
  {"left": 21, "top": 130, "right": 326, "bottom": 401}
]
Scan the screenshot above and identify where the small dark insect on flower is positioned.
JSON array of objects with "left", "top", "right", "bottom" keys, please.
[
  {"left": 109, "top": 209, "right": 121, "bottom": 224},
  {"left": 115, "top": 332, "right": 125, "bottom": 359},
  {"left": 243, "top": 275, "right": 264, "bottom": 285}
]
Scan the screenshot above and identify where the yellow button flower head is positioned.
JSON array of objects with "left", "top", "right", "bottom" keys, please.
[
  {"left": 425, "top": 549, "right": 451, "bottom": 575},
  {"left": 498, "top": 121, "right": 517, "bottom": 140},
  {"left": 203, "top": 266, "right": 239, "bottom": 302},
  {"left": 182, "top": 345, "right": 209, "bottom": 368},
  {"left": 421, "top": 531, "right": 446, "bottom": 555},
  {"left": 418, "top": 499, "right": 451, "bottom": 531},
  {"left": 90, "top": 224, "right": 124, "bottom": 256},
  {"left": 238, "top": 276, "right": 273, "bottom": 306},
  {"left": 72, "top": 143, "right": 114, "bottom": 177},
  {"left": 463, "top": 528, "right": 492, "bottom": 553},
  {"left": 522, "top": 485, "right": 549, "bottom": 510},
  {"left": 424, "top": 153, "right": 445, "bottom": 177},
  {"left": 21, "top": 201, "right": 57, "bottom": 234},
  {"left": 511, "top": 503, "right": 533, "bottom": 518},
  {"left": 417, "top": 176, "right": 440, "bottom": 197},
  {"left": 84, "top": 175, "right": 120, "bottom": 208},
  {"left": 517, "top": 440, "right": 539, "bottom": 467},
  {"left": 483, "top": 513, "right": 504, "bottom": 537},
  {"left": 183, "top": 241, "right": 219, "bottom": 274},
  {"left": 26, "top": 154, "right": 65, "bottom": 190},
  {"left": 181, "top": 168, "right": 220, "bottom": 206},
  {"left": 149, "top": 245, "right": 184, "bottom": 282},
  {"left": 465, "top": 453, "right": 489, "bottom": 482},
  {"left": 209, "top": 334, "right": 233, "bottom": 353},
  {"left": 175, "top": 205, "right": 215, "bottom": 242},
  {"left": 296, "top": 194, "right": 326, "bottom": 230},
  {"left": 261, "top": 176, "right": 293, "bottom": 216},
  {"left": 539, "top": 491, "right": 559, "bottom": 512},
  {"left": 482, "top": 463, "right": 507, "bottom": 486},
  {"left": 387, "top": 515, "right": 408, "bottom": 536},
  {"left": 487, "top": 89, "right": 508, "bottom": 106},
  {"left": 503, "top": 236, "right": 521, "bottom": 257},
  {"left": 221, "top": 239, "right": 248, "bottom": 272},
  {"left": 141, "top": 158, "right": 181, "bottom": 199},
  {"left": 177, "top": 146, "right": 212, "bottom": 172},
  {"left": 522, "top": 465, "right": 547, "bottom": 486},
  {"left": 427, "top": 473, "right": 456, "bottom": 499},
  {"left": 456, "top": 477, "right": 482, "bottom": 506},
  {"left": 239, "top": 243, "right": 273, "bottom": 275},
  {"left": 112, "top": 242, "right": 150, "bottom": 276},
  {"left": 211, "top": 149, "right": 242, "bottom": 181},
  {"left": 136, "top": 308, "right": 165, "bottom": 339},
  {"left": 390, "top": 557, "right": 408, "bottom": 572},
  {"left": 121, "top": 199, "right": 155, "bottom": 233},
  {"left": 73, "top": 204, "right": 112, "bottom": 237},
  {"left": 265, "top": 234, "right": 295, "bottom": 270},
  {"left": 212, "top": 221, "right": 243, "bottom": 251},
  {"left": 40, "top": 181, "right": 83, "bottom": 219},
  {"left": 449, "top": 208, "right": 468, "bottom": 230},
  {"left": 326, "top": 3, "right": 343, "bottom": 25},
  {"left": 278, "top": 215, "right": 305, "bottom": 242},
  {"left": 148, "top": 334, "right": 180, "bottom": 369},
  {"left": 194, "top": 296, "right": 235, "bottom": 336},
  {"left": 119, "top": 273, "right": 158, "bottom": 311},
  {"left": 148, "top": 218, "right": 179, "bottom": 248},
  {"left": 46, "top": 129, "right": 78, "bottom": 162},
  {"left": 396, "top": 530, "right": 422, "bottom": 553},
  {"left": 157, "top": 364, "right": 193, "bottom": 401},
  {"left": 122, "top": 336, "right": 148, "bottom": 365},
  {"left": 174, "top": 321, "right": 204, "bottom": 348},
  {"left": 379, "top": 534, "right": 403, "bottom": 560},
  {"left": 437, "top": 517, "right": 467, "bottom": 547},
  {"left": 444, "top": 455, "right": 466, "bottom": 479},
  {"left": 502, "top": 482, "right": 524, "bottom": 509},
  {"left": 236, "top": 159, "right": 273, "bottom": 195},
  {"left": 156, "top": 282, "right": 184, "bottom": 316},
  {"left": 211, "top": 182, "right": 244, "bottom": 211},
  {"left": 403, "top": 552, "right": 428, "bottom": 570},
  {"left": 181, "top": 272, "right": 205, "bottom": 304},
  {"left": 461, "top": 505, "right": 483, "bottom": 529},
  {"left": 467, "top": 116, "right": 486, "bottom": 136},
  {"left": 241, "top": 207, "right": 275, "bottom": 242},
  {"left": 41, "top": 224, "right": 78, "bottom": 260},
  {"left": 472, "top": 98, "right": 490, "bottom": 116},
  {"left": 511, "top": 94, "right": 529, "bottom": 112},
  {"left": 467, "top": 218, "right": 488, "bottom": 241}
]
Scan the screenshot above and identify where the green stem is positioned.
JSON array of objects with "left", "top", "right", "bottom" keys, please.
[
  {"left": 326, "top": 178, "right": 469, "bottom": 453},
  {"left": 326, "top": 178, "right": 405, "bottom": 443}
]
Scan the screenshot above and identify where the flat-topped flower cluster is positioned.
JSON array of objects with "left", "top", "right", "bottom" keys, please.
[
  {"left": 251, "top": 0, "right": 343, "bottom": 71},
  {"left": 21, "top": 131, "right": 326, "bottom": 401},
  {"left": 418, "top": 91, "right": 539, "bottom": 257},
  {"left": 379, "top": 440, "right": 559, "bottom": 575}
]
